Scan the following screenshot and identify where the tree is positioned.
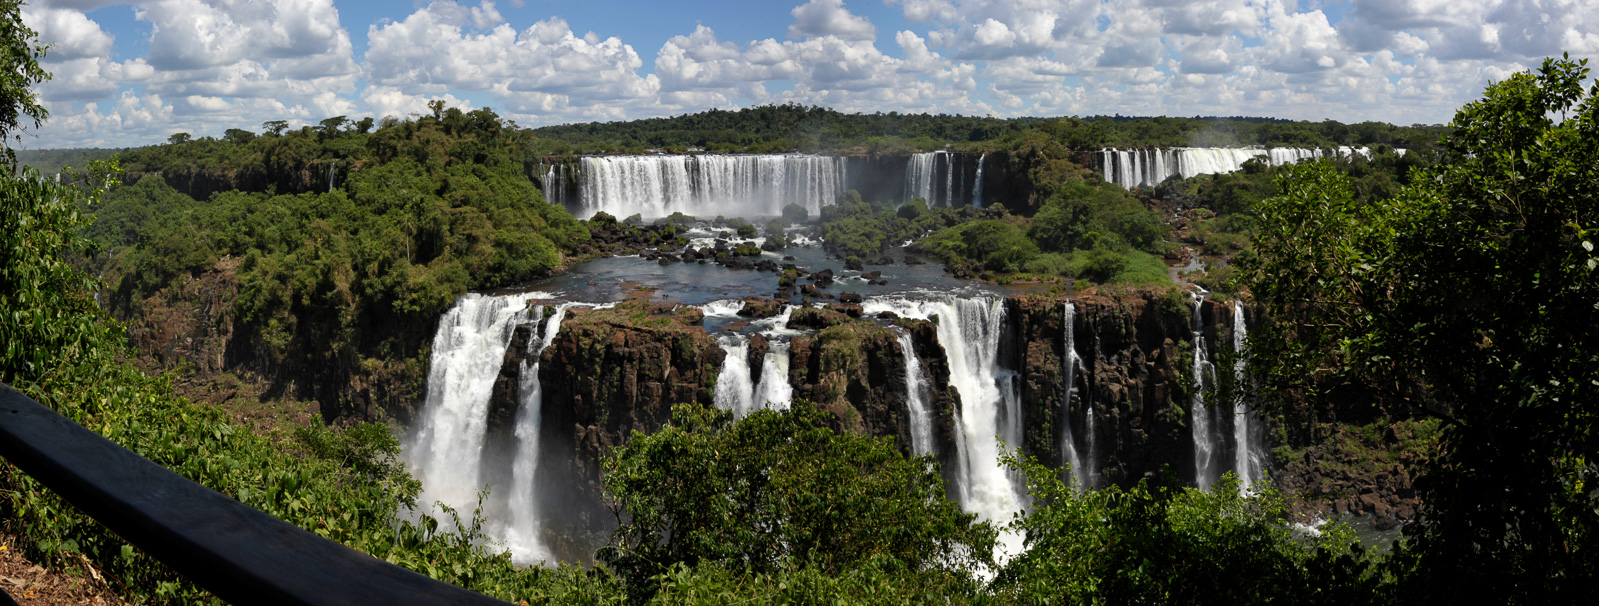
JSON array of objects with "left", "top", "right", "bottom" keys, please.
[
  {"left": 1243, "top": 56, "right": 1599, "bottom": 604},
  {"left": 223, "top": 128, "right": 256, "bottom": 145},
  {"left": 166, "top": 132, "right": 191, "bottom": 145},
  {"left": 261, "top": 119, "right": 288, "bottom": 136},
  {"left": 0, "top": 0, "right": 47, "bottom": 163},
  {"left": 598, "top": 402, "right": 997, "bottom": 600}
]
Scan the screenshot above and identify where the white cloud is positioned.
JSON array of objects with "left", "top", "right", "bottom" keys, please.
[
  {"left": 788, "top": 0, "right": 876, "bottom": 41},
  {"left": 19, "top": 0, "right": 1599, "bottom": 148},
  {"left": 364, "top": 4, "right": 660, "bottom": 122}
]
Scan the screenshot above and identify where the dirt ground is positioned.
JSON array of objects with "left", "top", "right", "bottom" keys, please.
[{"left": 0, "top": 535, "right": 126, "bottom": 605}]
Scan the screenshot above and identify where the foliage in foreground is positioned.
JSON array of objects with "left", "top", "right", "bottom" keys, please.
[
  {"left": 995, "top": 457, "right": 1383, "bottom": 605},
  {"left": 1243, "top": 56, "right": 1599, "bottom": 604},
  {"left": 599, "top": 402, "right": 997, "bottom": 601}
]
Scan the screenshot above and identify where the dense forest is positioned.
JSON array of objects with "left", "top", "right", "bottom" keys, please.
[{"left": 2, "top": 0, "right": 1596, "bottom": 600}]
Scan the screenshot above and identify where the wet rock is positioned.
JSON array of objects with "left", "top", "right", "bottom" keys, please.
[
  {"left": 839, "top": 292, "right": 862, "bottom": 304},
  {"left": 738, "top": 297, "right": 783, "bottom": 320},
  {"left": 845, "top": 257, "right": 864, "bottom": 271},
  {"left": 861, "top": 271, "right": 881, "bottom": 280}
]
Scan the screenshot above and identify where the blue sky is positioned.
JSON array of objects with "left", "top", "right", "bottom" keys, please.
[{"left": 19, "top": 0, "right": 1598, "bottom": 148}]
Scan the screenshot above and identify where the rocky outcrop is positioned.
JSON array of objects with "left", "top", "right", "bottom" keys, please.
[
  {"left": 514, "top": 296, "right": 724, "bottom": 557},
  {"left": 787, "top": 321, "right": 908, "bottom": 440},
  {"left": 1005, "top": 289, "right": 1213, "bottom": 487}
]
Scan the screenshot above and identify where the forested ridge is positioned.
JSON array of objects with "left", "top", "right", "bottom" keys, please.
[{"left": 1, "top": 0, "right": 1595, "bottom": 598}]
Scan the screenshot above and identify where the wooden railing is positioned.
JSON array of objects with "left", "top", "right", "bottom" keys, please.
[{"left": 0, "top": 384, "right": 509, "bottom": 605}]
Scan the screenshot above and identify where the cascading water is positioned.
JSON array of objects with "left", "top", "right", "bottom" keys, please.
[
  {"left": 898, "top": 332, "right": 936, "bottom": 457},
  {"left": 1189, "top": 292, "right": 1221, "bottom": 491},
  {"left": 576, "top": 154, "right": 846, "bottom": 219},
  {"left": 699, "top": 299, "right": 746, "bottom": 318},
  {"left": 542, "top": 164, "right": 564, "bottom": 206},
  {"left": 407, "top": 293, "right": 536, "bottom": 521},
  {"left": 328, "top": 162, "right": 337, "bottom": 192},
  {"left": 752, "top": 341, "right": 793, "bottom": 411},
  {"left": 971, "top": 153, "right": 986, "bottom": 208},
  {"left": 407, "top": 293, "right": 616, "bottom": 565},
  {"left": 862, "top": 296, "right": 1024, "bottom": 558},
  {"left": 905, "top": 152, "right": 938, "bottom": 205},
  {"left": 1231, "top": 302, "right": 1263, "bottom": 493},
  {"left": 1059, "top": 302, "right": 1086, "bottom": 489},
  {"left": 1100, "top": 146, "right": 1400, "bottom": 188},
  {"left": 713, "top": 334, "right": 756, "bottom": 417},
  {"left": 502, "top": 301, "right": 594, "bottom": 564}
]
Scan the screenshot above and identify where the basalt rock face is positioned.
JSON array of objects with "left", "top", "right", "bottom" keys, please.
[
  {"left": 787, "top": 321, "right": 909, "bottom": 442},
  {"left": 1004, "top": 290, "right": 1200, "bottom": 488},
  {"left": 528, "top": 301, "right": 723, "bottom": 549}
]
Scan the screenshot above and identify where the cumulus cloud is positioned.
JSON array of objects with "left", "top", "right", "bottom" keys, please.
[
  {"left": 19, "top": 0, "right": 1599, "bottom": 148},
  {"left": 788, "top": 0, "right": 875, "bottom": 41},
  {"left": 364, "top": 4, "right": 660, "bottom": 122}
]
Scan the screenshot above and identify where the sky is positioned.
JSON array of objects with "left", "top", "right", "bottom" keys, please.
[{"left": 17, "top": 0, "right": 1599, "bottom": 149}]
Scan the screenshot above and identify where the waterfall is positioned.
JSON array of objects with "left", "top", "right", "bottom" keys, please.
[
  {"left": 328, "top": 162, "right": 337, "bottom": 192},
  {"left": 542, "top": 164, "right": 562, "bottom": 206},
  {"left": 1059, "top": 302, "right": 1086, "bottom": 489},
  {"left": 1099, "top": 147, "right": 1405, "bottom": 188},
  {"left": 752, "top": 341, "right": 793, "bottom": 411},
  {"left": 1231, "top": 302, "right": 1263, "bottom": 493},
  {"left": 905, "top": 152, "right": 938, "bottom": 205},
  {"left": 501, "top": 301, "right": 592, "bottom": 564},
  {"left": 862, "top": 296, "right": 1024, "bottom": 558},
  {"left": 698, "top": 299, "right": 746, "bottom": 318},
  {"left": 947, "top": 152, "right": 959, "bottom": 207},
  {"left": 971, "top": 153, "right": 986, "bottom": 208},
  {"left": 406, "top": 293, "right": 540, "bottom": 532},
  {"left": 898, "top": 332, "right": 936, "bottom": 457},
  {"left": 575, "top": 154, "right": 846, "bottom": 219},
  {"left": 1189, "top": 293, "right": 1221, "bottom": 491},
  {"left": 713, "top": 334, "right": 756, "bottom": 417}
]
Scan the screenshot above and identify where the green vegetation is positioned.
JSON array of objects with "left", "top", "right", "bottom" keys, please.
[
  {"left": 527, "top": 102, "right": 1443, "bottom": 155},
  {"left": 818, "top": 191, "right": 957, "bottom": 259},
  {"left": 1242, "top": 56, "right": 1599, "bottom": 603},
  {"left": 86, "top": 103, "right": 588, "bottom": 417},
  {"left": 599, "top": 402, "right": 995, "bottom": 601},
  {"left": 4, "top": 0, "right": 1594, "bottom": 597},
  {"left": 996, "top": 459, "right": 1381, "bottom": 604}
]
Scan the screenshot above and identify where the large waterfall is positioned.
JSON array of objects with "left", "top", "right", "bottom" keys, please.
[
  {"left": 1189, "top": 293, "right": 1221, "bottom": 491},
  {"left": 1059, "top": 302, "right": 1086, "bottom": 489},
  {"left": 713, "top": 335, "right": 757, "bottom": 418},
  {"left": 1100, "top": 146, "right": 1394, "bottom": 188},
  {"left": 573, "top": 154, "right": 847, "bottom": 219},
  {"left": 863, "top": 296, "right": 1024, "bottom": 557},
  {"left": 501, "top": 302, "right": 591, "bottom": 562},
  {"left": 904, "top": 151, "right": 973, "bottom": 207},
  {"left": 407, "top": 293, "right": 535, "bottom": 522},
  {"left": 752, "top": 341, "right": 793, "bottom": 411},
  {"left": 406, "top": 293, "right": 612, "bottom": 565},
  {"left": 898, "top": 332, "right": 936, "bottom": 457},
  {"left": 1231, "top": 302, "right": 1263, "bottom": 492}
]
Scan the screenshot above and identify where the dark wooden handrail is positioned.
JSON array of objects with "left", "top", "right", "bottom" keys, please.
[{"left": 0, "top": 383, "right": 510, "bottom": 606}]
